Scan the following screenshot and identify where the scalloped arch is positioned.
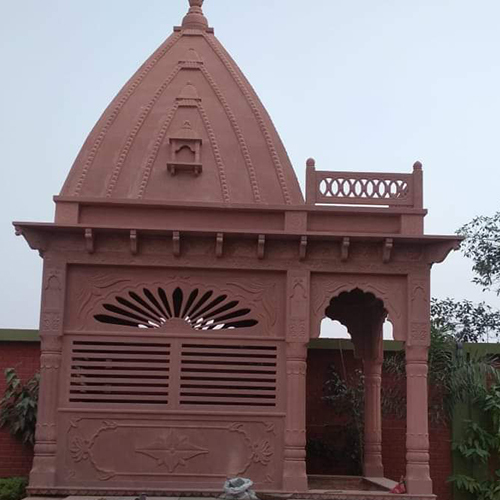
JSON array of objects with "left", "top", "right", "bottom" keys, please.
[{"left": 311, "top": 280, "right": 405, "bottom": 341}]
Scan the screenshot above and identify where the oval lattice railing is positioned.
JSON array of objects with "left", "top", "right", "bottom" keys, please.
[
  {"left": 319, "top": 177, "right": 409, "bottom": 200},
  {"left": 94, "top": 286, "right": 259, "bottom": 330},
  {"left": 305, "top": 161, "right": 422, "bottom": 207}
]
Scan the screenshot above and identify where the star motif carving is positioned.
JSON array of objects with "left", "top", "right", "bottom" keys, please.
[{"left": 136, "top": 431, "right": 208, "bottom": 472}]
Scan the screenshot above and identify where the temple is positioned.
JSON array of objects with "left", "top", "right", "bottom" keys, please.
[{"left": 14, "top": 1, "right": 460, "bottom": 498}]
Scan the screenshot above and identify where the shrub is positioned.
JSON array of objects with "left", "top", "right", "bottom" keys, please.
[
  {"left": 0, "top": 369, "right": 39, "bottom": 446},
  {"left": 0, "top": 477, "right": 28, "bottom": 500},
  {"left": 449, "top": 383, "right": 500, "bottom": 500}
]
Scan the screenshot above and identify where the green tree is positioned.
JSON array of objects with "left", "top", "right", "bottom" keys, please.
[
  {"left": 430, "top": 211, "right": 500, "bottom": 344},
  {"left": 458, "top": 211, "right": 500, "bottom": 295},
  {"left": 431, "top": 298, "right": 500, "bottom": 343}
]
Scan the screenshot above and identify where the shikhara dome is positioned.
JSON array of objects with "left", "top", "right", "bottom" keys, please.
[{"left": 60, "top": 0, "right": 304, "bottom": 205}]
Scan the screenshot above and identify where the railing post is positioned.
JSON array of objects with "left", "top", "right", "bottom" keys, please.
[
  {"left": 413, "top": 161, "right": 423, "bottom": 209},
  {"left": 305, "top": 158, "right": 316, "bottom": 205}
]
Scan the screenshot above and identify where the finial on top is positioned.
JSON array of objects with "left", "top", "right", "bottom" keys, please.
[
  {"left": 182, "top": 0, "right": 208, "bottom": 30},
  {"left": 306, "top": 158, "right": 316, "bottom": 168},
  {"left": 413, "top": 161, "right": 422, "bottom": 171}
]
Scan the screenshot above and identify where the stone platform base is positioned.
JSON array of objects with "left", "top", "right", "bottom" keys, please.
[
  {"left": 27, "top": 476, "right": 436, "bottom": 500},
  {"left": 28, "top": 494, "right": 435, "bottom": 500}
]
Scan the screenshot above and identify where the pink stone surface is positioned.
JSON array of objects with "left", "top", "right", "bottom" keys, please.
[
  {"left": 59, "top": 1, "right": 303, "bottom": 206},
  {"left": 13, "top": 1, "right": 461, "bottom": 497}
]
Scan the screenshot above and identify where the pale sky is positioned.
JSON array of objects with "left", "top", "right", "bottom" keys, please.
[{"left": 0, "top": 0, "right": 498, "bottom": 330}]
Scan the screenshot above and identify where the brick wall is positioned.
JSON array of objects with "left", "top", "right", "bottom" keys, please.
[
  {"left": 306, "top": 346, "right": 453, "bottom": 500},
  {"left": 0, "top": 342, "right": 40, "bottom": 478}
]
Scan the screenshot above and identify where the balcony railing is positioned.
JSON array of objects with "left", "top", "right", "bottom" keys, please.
[{"left": 305, "top": 159, "right": 423, "bottom": 209}]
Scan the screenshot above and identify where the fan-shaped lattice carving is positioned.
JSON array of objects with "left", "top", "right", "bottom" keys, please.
[{"left": 94, "top": 287, "right": 259, "bottom": 330}]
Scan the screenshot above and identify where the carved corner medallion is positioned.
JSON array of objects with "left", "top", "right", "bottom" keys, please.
[
  {"left": 288, "top": 319, "right": 307, "bottom": 341},
  {"left": 42, "top": 312, "right": 61, "bottom": 332},
  {"left": 410, "top": 322, "right": 429, "bottom": 346}
]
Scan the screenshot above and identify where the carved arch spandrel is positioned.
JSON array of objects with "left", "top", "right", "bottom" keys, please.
[
  {"left": 66, "top": 267, "right": 284, "bottom": 336},
  {"left": 310, "top": 274, "right": 407, "bottom": 341}
]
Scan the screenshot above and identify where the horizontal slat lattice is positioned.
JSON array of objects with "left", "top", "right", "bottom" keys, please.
[
  {"left": 69, "top": 339, "right": 170, "bottom": 405},
  {"left": 180, "top": 343, "right": 278, "bottom": 407}
]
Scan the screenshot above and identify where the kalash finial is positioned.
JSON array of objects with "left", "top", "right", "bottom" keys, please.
[{"left": 182, "top": 0, "right": 208, "bottom": 30}]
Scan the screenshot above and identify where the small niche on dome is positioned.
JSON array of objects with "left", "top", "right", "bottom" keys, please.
[
  {"left": 176, "top": 145, "right": 196, "bottom": 163},
  {"left": 167, "top": 120, "right": 203, "bottom": 176}
]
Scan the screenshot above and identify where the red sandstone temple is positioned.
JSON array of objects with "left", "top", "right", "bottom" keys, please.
[{"left": 14, "top": 1, "right": 460, "bottom": 498}]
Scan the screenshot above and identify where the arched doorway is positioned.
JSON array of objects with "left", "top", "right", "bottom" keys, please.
[{"left": 306, "top": 288, "right": 388, "bottom": 481}]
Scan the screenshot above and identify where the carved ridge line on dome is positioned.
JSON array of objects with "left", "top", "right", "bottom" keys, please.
[
  {"left": 106, "top": 65, "right": 182, "bottom": 197},
  {"left": 137, "top": 103, "right": 179, "bottom": 199},
  {"left": 73, "top": 32, "right": 182, "bottom": 196},
  {"left": 202, "top": 33, "right": 292, "bottom": 205},
  {"left": 199, "top": 65, "right": 261, "bottom": 203},
  {"left": 197, "top": 102, "right": 230, "bottom": 202}
]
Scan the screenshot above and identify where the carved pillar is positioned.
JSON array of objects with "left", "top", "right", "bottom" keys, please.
[
  {"left": 405, "top": 275, "right": 432, "bottom": 495},
  {"left": 283, "top": 270, "right": 309, "bottom": 491},
  {"left": 363, "top": 356, "right": 384, "bottom": 477},
  {"left": 30, "top": 262, "right": 65, "bottom": 489},
  {"left": 353, "top": 317, "right": 384, "bottom": 478},
  {"left": 283, "top": 343, "right": 308, "bottom": 491},
  {"left": 328, "top": 289, "right": 386, "bottom": 479}
]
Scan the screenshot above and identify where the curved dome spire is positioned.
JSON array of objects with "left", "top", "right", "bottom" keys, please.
[{"left": 60, "top": 0, "right": 304, "bottom": 205}]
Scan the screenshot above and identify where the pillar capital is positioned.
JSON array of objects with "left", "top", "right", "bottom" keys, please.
[{"left": 405, "top": 344, "right": 429, "bottom": 362}]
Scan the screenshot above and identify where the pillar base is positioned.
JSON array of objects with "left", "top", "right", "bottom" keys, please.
[
  {"left": 29, "top": 457, "right": 57, "bottom": 489},
  {"left": 283, "top": 460, "right": 308, "bottom": 491},
  {"left": 406, "top": 477, "right": 433, "bottom": 495}
]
